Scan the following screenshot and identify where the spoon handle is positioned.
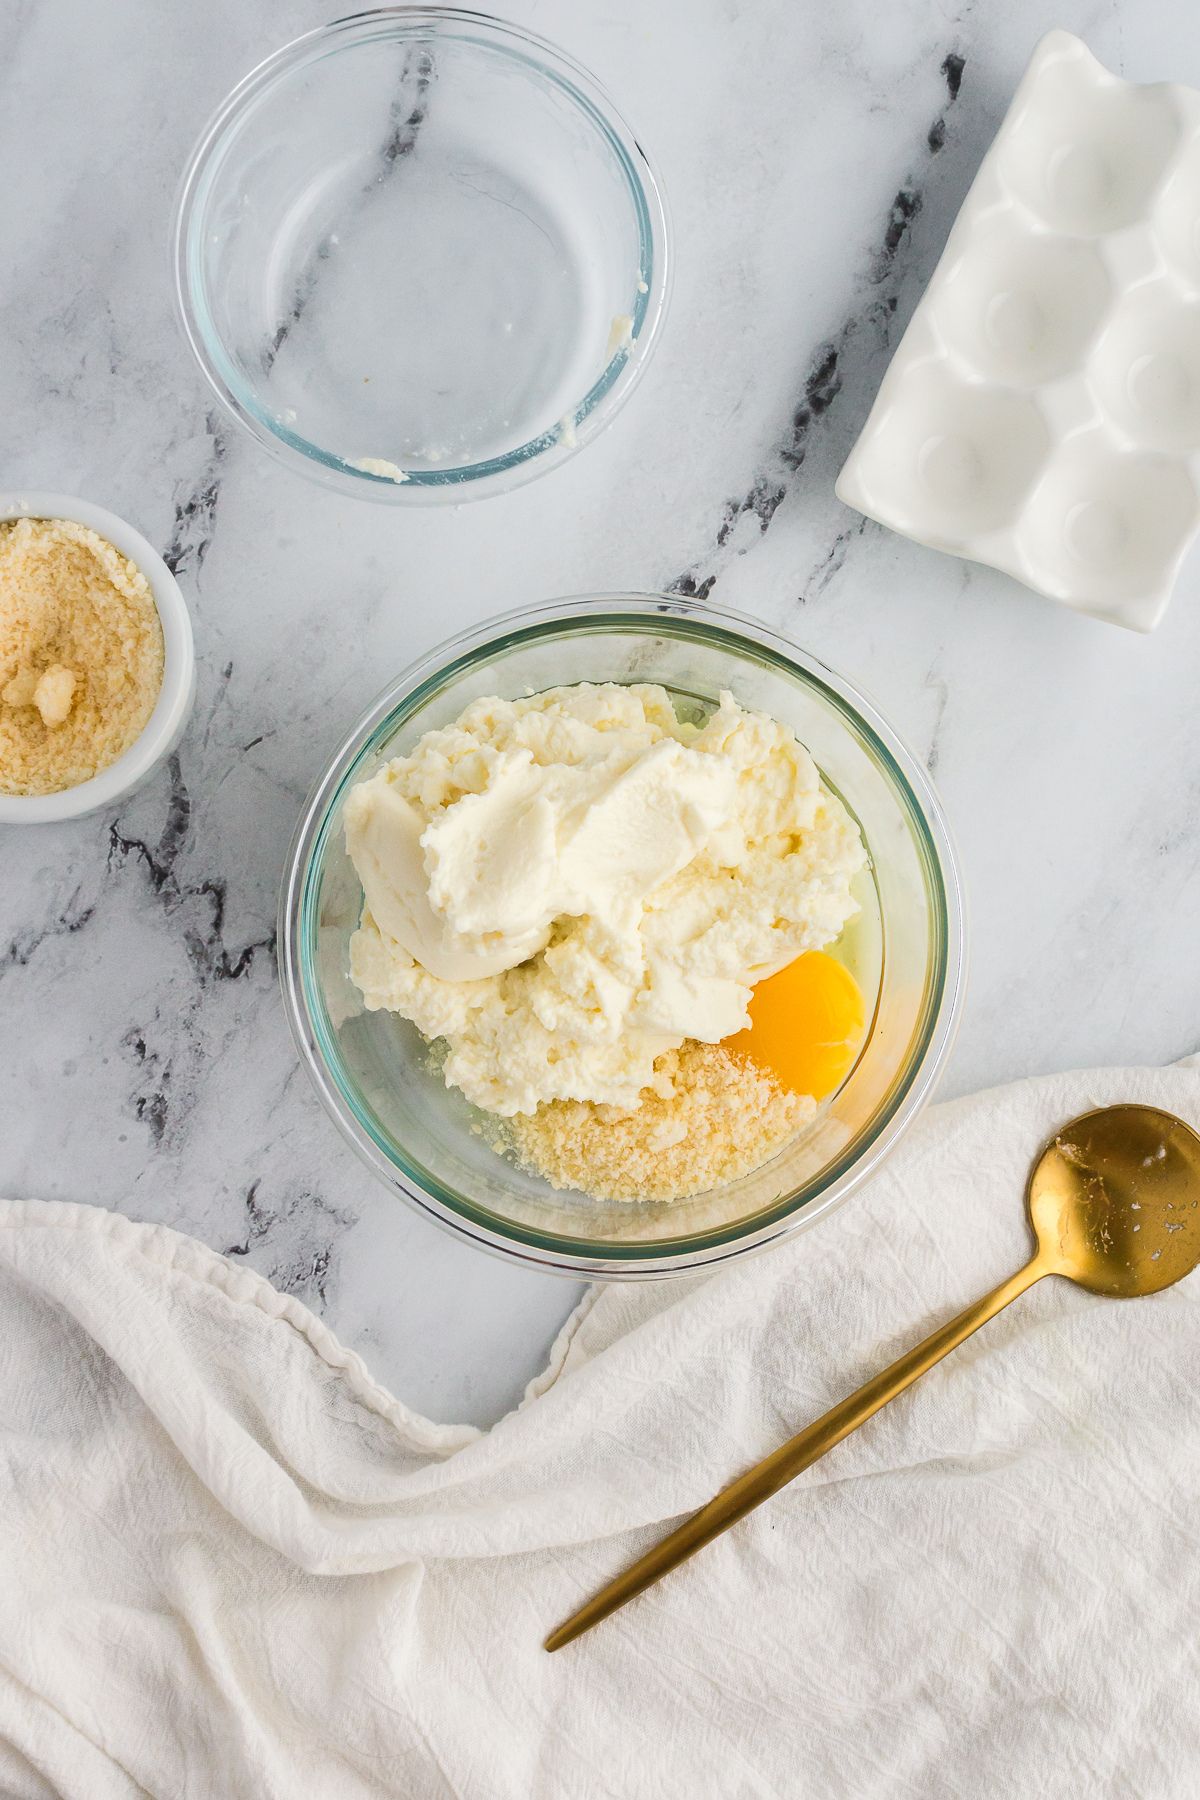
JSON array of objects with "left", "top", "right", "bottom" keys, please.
[{"left": 545, "top": 1255, "right": 1049, "bottom": 1652}]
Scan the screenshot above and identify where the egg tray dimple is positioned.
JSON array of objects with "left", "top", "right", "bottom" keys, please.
[{"left": 836, "top": 30, "right": 1200, "bottom": 631}]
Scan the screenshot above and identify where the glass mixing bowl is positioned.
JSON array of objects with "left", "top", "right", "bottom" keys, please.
[
  {"left": 279, "top": 596, "right": 966, "bottom": 1277},
  {"left": 174, "top": 8, "right": 669, "bottom": 501}
]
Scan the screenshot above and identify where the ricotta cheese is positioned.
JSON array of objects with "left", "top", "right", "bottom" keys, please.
[{"left": 345, "top": 682, "right": 865, "bottom": 1116}]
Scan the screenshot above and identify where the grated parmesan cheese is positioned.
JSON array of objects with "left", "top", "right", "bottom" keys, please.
[
  {"left": 0, "top": 517, "right": 163, "bottom": 796},
  {"left": 502, "top": 1040, "right": 816, "bottom": 1203}
]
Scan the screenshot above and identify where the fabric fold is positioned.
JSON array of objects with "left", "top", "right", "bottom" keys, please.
[{"left": 1, "top": 1060, "right": 1199, "bottom": 1797}]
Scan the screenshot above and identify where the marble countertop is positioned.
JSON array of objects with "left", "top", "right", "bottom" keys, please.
[{"left": 4, "top": 0, "right": 1199, "bottom": 1427}]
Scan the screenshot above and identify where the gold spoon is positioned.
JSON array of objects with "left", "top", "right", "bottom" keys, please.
[{"left": 545, "top": 1104, "right": 1200, "bottom": 1653}]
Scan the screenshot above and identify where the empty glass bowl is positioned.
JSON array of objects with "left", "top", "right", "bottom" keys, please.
[
  {"left": 279, "top": 596, "right": 966, "bottom": 1278},
  {"left": 174, "top": 9, "right": 670, "bottom": 500}
]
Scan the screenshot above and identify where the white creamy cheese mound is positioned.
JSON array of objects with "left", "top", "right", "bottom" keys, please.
[{"left": 345, "top": 683, "right": 866, "bottom": 1116}]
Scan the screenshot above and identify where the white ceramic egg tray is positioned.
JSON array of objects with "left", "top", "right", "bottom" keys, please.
[{"left": 837, "top": 30, "right": 1200, "bottom": 631}]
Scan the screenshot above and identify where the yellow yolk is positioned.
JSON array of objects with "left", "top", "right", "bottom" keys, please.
[{"left": 724, "top": 950, "right": 865, "bottom": 1100}]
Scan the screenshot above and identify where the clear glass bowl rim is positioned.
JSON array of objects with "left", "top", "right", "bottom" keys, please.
[
  {"left": 279, "top": 594, "right": 967, "bottom": 1277},
  {"left": 172, "top": 6, "right": 672, "bottom": 502}
]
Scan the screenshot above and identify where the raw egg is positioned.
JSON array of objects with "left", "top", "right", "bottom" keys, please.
[{"left": 725, "top": 950, "right": 865, "bottom": 1100}]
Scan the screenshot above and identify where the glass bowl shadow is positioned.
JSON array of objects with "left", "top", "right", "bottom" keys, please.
[{"left": 279, "top": 596, "right": 966, "bottom": 1277}]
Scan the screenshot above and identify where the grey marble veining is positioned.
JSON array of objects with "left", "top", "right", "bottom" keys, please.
[{"left": 3, "top": 0, "right": 1200, "bottom": 1427}]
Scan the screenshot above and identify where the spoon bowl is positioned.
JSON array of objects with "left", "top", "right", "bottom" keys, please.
[{"left": 1029, "top": 1104, "right": 1200, "bottom": 1295}]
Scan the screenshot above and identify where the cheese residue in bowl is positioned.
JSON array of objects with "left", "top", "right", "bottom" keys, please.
[{"left": 0, "top": 517, "right": 164, "bottom": 797}]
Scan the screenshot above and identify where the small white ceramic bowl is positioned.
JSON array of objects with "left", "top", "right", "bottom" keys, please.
[{"left": 0, "top": 493, "right": 196, "bottom": 825}]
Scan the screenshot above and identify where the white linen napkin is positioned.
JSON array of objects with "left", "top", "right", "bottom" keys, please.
[{"left": 2, "top": 1060, "right": 1199, "bottom": 1799}]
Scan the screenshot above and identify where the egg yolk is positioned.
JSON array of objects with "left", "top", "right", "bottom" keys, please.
[{"left": 724, "top": 950, "right": 865, "bottom": 1100}]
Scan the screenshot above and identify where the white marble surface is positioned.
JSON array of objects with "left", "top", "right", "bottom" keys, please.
[{"left": 3, "top": 0, "right": 1199, "bottom": 1427}]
